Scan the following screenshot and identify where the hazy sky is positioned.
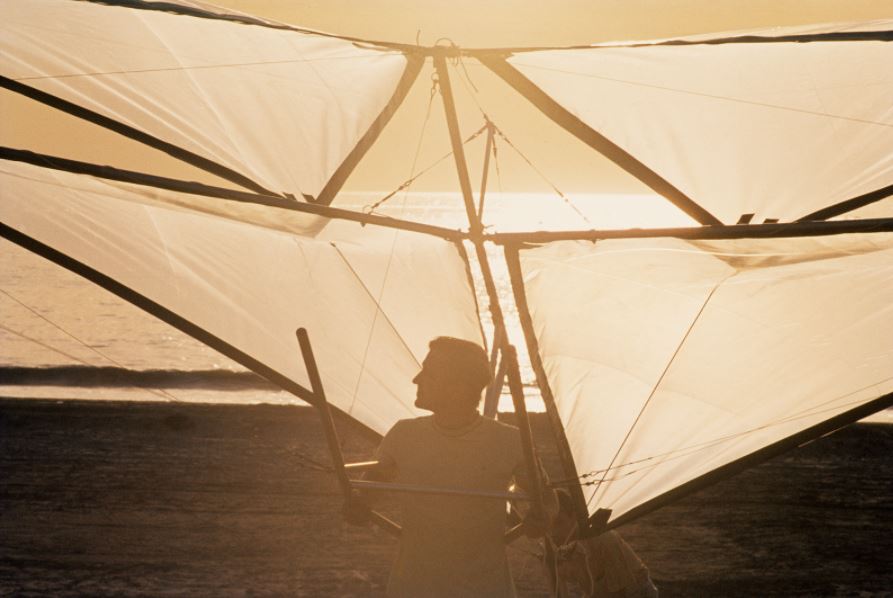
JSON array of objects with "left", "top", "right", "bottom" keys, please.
[
  {"left": 3, "top": 1, "right": 891, "bottom": 194},
  {"left": 221, "top": 1, "right": 890, "bottom": 47}
]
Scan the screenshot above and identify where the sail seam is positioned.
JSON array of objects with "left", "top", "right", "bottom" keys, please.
[
  {"left": 0, "top": 223, "right": 320, "bottom": 408},
  {"left": 0, "top": 76, "right": 279, "bottom": 197},
  {"left": 512, "top": 63, "right": 893, "bottom": 128},
  {"left": 135, "top": 10, "right": 257, "bottom": 193},
  {"left": 11, "top": 54, "right": 393, "bottom": 82},
  {"left": 329, "top": 240, "right": 420, "bottom": 417}
]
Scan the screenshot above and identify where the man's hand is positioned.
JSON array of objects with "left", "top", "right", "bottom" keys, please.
[
  {"left": 342, "top": 491, "right": 372, "bottom": 526},
  {"left": 344, "top": 454, "right": 395, "bottom": 526}
]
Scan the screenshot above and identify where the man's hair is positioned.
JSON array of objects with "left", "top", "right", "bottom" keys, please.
[{"left": 428, "top": 336, "right": 491, "bottom": 398}]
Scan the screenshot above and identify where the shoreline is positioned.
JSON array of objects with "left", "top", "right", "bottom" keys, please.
[{"left": 1, "top": 397, "right": 891, "bottom": 596}]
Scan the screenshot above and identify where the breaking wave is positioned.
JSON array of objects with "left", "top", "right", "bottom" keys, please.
[{"left": 0, "top": 366, "right": 277, "bottom": 391}]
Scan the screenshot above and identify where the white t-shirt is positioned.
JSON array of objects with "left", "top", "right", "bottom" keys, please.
[{"left": 376, "top": 414, "right": 525, "bottom": 598}]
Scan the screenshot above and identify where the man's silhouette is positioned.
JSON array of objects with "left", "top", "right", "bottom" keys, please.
[{"left": 354, "top": 337, "right": 547, "bottom": 597}]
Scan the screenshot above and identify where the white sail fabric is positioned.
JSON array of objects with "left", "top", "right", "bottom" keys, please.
[
  {"left": 508, "top": 22, "right": 893, "bottom": 224},
  {"left": 3, "top": 3, "right": 893, "bottom": 529},
  {"left": 1, "top": 0, "right": 409, "bottom": 197},
  {"left": 517, "top": 235, "right": 893, "bottom": 523},
  {"left": 0, "top": 160, "right": 483, "bottom": 434}
]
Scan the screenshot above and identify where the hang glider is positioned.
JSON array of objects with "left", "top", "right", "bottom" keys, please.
[
  {"left": 2, "top": 0, "right": 892, "bottom": 535},
  {"left": 1, "top": 0, "right": 421, "bottom": 200}
]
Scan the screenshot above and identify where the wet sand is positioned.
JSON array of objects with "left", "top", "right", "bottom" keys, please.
[{"left": 1, "top": 398, "right": 891, "bottom": 597}]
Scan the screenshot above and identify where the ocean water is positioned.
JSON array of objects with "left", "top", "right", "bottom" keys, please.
[
  {"left": 0, "top": 191, "right": 682, "bottom": 410},
  {"left": 1, "top": 191, "right": 890, "bottom": 423},
  {"left": 2, "top": 191, "right": 641, "bottom": 410}
]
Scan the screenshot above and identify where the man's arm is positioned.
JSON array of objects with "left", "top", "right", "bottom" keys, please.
[
  {"left": 343, "top": 435, "right": 399, "bottom": 525},
  {"left": 364, "top": 454, "right": 397, "bottom": 483}
]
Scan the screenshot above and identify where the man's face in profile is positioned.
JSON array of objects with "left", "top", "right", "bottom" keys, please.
[{"left": 412, "top": 351, "right": 450, "bottom": 411}]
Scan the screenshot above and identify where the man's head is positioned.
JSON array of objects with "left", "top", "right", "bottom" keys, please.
[{"left": 413, "top": 337, "right": 491, "bottom": 412}]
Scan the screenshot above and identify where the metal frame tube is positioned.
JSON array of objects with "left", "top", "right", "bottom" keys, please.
[
  {"left": 503, "top": 244, "right": 591, "bottom": 536},
  {"left": 350, "top": 479, "right": 530, "bottom": 501},
  {"left": 486, "top": 218, "right": 893, "bottom": 244},
  {"left": 433, "top": 55, "right": 506, "bottom": 322},
  {"left": 1, "top": 147, "right": 466, "bottom": 242},
  {"left": 296, "top": 328, "right": 401, "bottom": 537},
  {"left": 433, "top": 55, "right": 512, "bottom": 403},
  {"left": 434, "top": 59, "right": 558, "bottom": 561}
]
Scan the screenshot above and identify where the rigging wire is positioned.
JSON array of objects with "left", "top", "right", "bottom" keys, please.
[
  {"left": 0, "top": 321, "right": 182, "bottom": 404},
  {"left": 587, "top": 376, "right": 893, "bottom": 499},
  {"left": 0, "top": 287, "right": 183, "bottom": 403},
  {"left": 584, "top": 273, "right": 730, "bottom": 508},
  {"left": 363, "top": 73, "right": 439, "bottom": 214},
  {"left": 452, "top": 58, "right": 500, "bottom": 224},
  {"left": 492, "top": 132, "right": 504, "bottom": 195},
  {"left": 571, "top": 304, "right": 893, "bottom": 508},
  {"left": 2, "top": 292, "right": 345, "bottom": 473},
  {"left": 0, "top": 321, "right": 89, "bottom": 365},
  {"left": 551, "top": 394, "right": 884, "bottom": 487},
  {"left": 363, "top": 126, "right": 489, "bottom": 214},
  {"left": 2, "top": 293, "right": 347, "bottom": 473},
  {"left": 331, "top": 238, "right": 419, "bottom": 419},
  {"left": 491, "top": 126, "right": 592, "bottom": 226},
  {"left": 552, "top": 383, "right": 890, "bottom": 486},
  {"left": 453, "top": 56, "right": 489, "bottom": 120},
  {"left": 450, "top": 59, "right": 592, "bottom": 227},
  {"left": 350, "top": 75, "right": 447, "bottom": 414}
]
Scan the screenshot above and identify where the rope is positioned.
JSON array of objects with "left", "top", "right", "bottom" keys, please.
[{"left": 0, "top": 288, "right": 183, "bottom": 403}]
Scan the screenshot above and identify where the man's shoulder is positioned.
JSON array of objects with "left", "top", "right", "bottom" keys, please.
[
  {"left": 479, "top": 416, "right": 520, "bottom": 435},
  {"left": 386, "top": 415, "right": 433, "bottom": 435},
  {"left": 378, "top": 416, "right": 432, "bottom": 457},
  {"left": 477, "top": 417, "right": 522, "bottom": 447}
]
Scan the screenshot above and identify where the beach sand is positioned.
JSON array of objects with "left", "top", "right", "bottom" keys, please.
[{"left": 1, "top": 398, "right": 890, "bottom": 597}]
